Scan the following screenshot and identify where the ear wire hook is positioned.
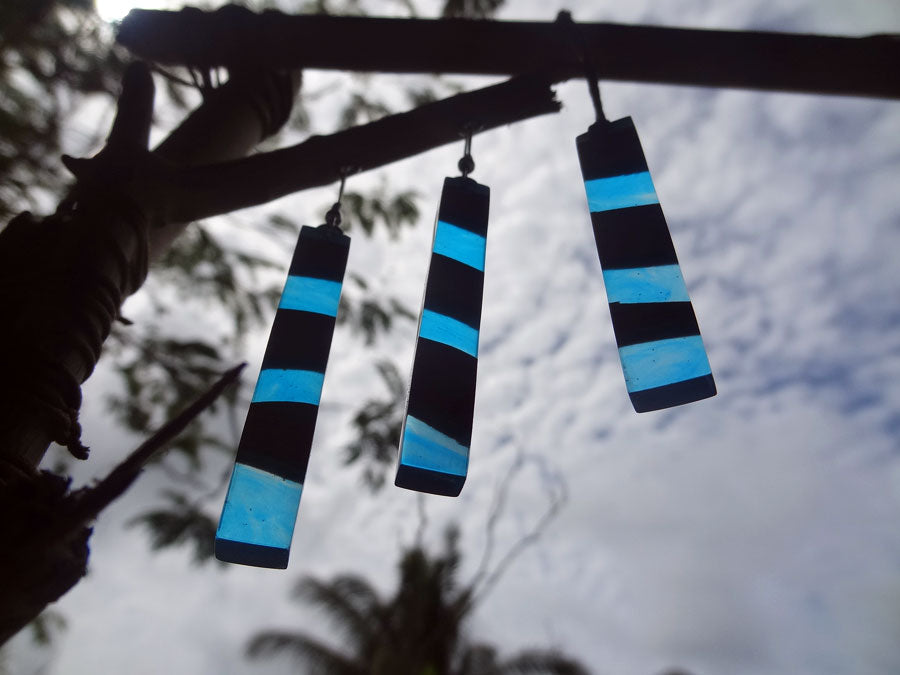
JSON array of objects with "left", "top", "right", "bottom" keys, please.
[
  {"left": 458, "top": 125, "right": 476, "bottom": 177},
  {"left": 324, "top": 166, "right": 354, "bottom": 229},
  {"left": 557, "top": 10, "right": 607, "bottom": 124}
]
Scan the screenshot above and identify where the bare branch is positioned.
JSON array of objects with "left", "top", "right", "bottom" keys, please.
[
  {"left": 118, "top": 7, "right": 900, "bottom": 99},
  {"left": 471, "top": 453, "right": 522, "bottom": 589},
  {"left": 153, "top": 74, "right": 560, "bottom": 223},
  {"left": 471, "top": 454, "right": 568, "bottom": 606},
  {"left": 63, "top": 363, "right": 245, "bottom": 528}
]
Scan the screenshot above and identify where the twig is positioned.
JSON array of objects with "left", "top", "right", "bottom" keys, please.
[
  {"left": 471, "top": 454, "right": 568, "bottom": 606},
  {"left": 471, "top": 453, "right": 523, "bottom": 589},
  {"left": 63, "top": 363, "right": 245, "bottom": 528}
]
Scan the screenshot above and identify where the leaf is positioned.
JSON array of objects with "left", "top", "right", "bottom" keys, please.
[{"left": 127, "top": 490, "right": 220, "bottom": 565}]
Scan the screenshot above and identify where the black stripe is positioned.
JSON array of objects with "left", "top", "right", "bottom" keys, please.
[
  {"left": 288, "top": 225, "right": 350, "bottom": 281},
  {"left": 261, "top": 310, "right": 336, "bottom": 372},
  {"left": 406, "top": 338, "right": 477, "bottom": 446},
  {"left": 215, "top": 538, "right": 289, "bottom": 569},
  {"left": 629, "top": 373, "right": 717, "bottom": 412},
  {"left": 576, "top": 117, "right": 649, "bottom": 180},
  {"left": 591, "top": 204, "right": 679, "bottom": 269},
  {"left": 423, "top": 254, "right": 485, "bottom": 329},
  {"left": 236, "top": 401, "right": 319, "bottom": 482},
  {"left": 608, "top": 302, "right": 701, "bottom": 348},
  {"left": 437, "top": 176, "right": 490, "bottom": 237},
  {"left": 395, "top": 464, "right": 465, "bottom": 497}
]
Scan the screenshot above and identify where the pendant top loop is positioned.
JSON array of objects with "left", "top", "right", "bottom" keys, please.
[
  {"left": 556, "top": 10, "right": 607, "bottom": 124},
  {"left": 324, "top": 167, "right": 354, "bottom": 230},
  {"left": 458, "top": 126, "right": 475, "bottom": 177}
]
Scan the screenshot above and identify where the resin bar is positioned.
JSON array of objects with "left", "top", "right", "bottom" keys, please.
[
  {"left": 396, "top": 177, "right": 489, "bottom": 496},
  {"left": 216, "top": 224, "right": 349, "bottom": 567},
  {"left": 577, "top": 117, "right": 715, "bottom": 411}
]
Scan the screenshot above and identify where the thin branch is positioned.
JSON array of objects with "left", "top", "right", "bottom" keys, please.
[
  {"left": 471, "top": 453, "right": 522, "bottom": 589},
  {"left": 118, "top": 7, "right": 900, "bottom": 99},
  {"left": 63, "top": 363, "right": 245, "bottom": 528},
  {"left": 471, "top": 454, "right": 568, "bottom": 606},
  {"left": 414, "top": 492, "right": 427, "bottom": 549},
  {"left": 153, "top": 74, "right": 560, "bottom": 224}
]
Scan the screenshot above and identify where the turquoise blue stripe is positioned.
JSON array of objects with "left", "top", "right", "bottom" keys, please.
[
  {"left": 419, "top": 309, "right": 479, "bottom": 357},
  {"left": 216, "top": 462, "right": 303, "bottom": 550},
  {"left": 603, "top": 264, "right": 690, "bottom": 304},
  {"left": 400, "top": 415, "right": 469, "bottom": 477},
  {"left": 251, "top": 369, "right": 324, "bottom": 405},
  {"left": 619, "top": 335, "right": 712, "bottom": 393},
  {"left": 279, "top": 276, "right": 342, "bottom": 317},
  {"left": 432, "top": 220, "right": 486, "bottom": 272},
  {"left": 585, "top": 171, "right": 659, "bottom": 212}
]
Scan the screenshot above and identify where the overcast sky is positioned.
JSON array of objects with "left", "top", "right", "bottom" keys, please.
[{"left": 7, "top": 1, "right": 900, "bottom": 674}]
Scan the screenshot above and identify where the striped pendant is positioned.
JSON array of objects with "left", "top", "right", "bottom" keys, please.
[
  {"left": 215, "top": 224, "right": 349, "bottom": 568},
  {"left": 395, "top": 176, "right": 489, "bottom": 496},
  {"left": 577, "top": 118, "right": 716, "bottom": 412}
]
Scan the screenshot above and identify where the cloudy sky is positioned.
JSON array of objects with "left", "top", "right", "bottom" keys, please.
[{"left": 7, "top": 1, "right": 900, "bottom": 674}]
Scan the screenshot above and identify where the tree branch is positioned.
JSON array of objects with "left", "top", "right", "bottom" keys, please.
[
  {"left": 64, "top": 363, "right": 245, "bottom": 529},
  {"left": 150, "top": 74, "right": 560, "bottom": 223},
  {"left": 118, "top": 6, "right": 900, "bottom": 99}
]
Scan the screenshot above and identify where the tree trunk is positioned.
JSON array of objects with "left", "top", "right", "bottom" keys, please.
[{"left": 0, "top": 61, "right": 298, "bottom": 645}]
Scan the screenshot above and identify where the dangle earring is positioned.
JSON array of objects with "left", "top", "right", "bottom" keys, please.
[
  {"left": 566, "top": 13, "right": 716, "bottom": 412},
  {"left": 395, "top": 130, "right": 490, "bottom": 497},
  {"left": 216, "top": 174, "right": 352, "bottom": 568}
]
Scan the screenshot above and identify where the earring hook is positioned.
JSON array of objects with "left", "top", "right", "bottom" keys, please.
[
  {"left": 325, "top": 166, "right": 354, "bottom": 229},
  {"left": 458, "top": 125, "right": 475, "bottom": 177},
  {"left": 557, "top": 10, "right": 607, "bottom": 124}
]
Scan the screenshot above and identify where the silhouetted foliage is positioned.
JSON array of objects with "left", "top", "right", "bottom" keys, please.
[
  {"left": 0, "top": 0, "right": 126, "bottom": 219},
  {"left": 247, "top": 526, "right": 589, "bottom": 675},
  {"left": 343, "top": 360, "right": 406, "bottom": 489},
  {"left": 441, "top": 0, "right": 504, "bottom": 19},
  {"left": 128, "top": 490, "right": 221, "bottom": 565}
]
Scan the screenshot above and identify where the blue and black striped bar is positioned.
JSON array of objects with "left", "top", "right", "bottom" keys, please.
[
  {"left": 395, "top": 176, "right": 489, "bottom": 497},
  {"left": 577, "top": 117, "right": 715, "bottom": 412},
  {"left": 216, "top": 224, "right": 349, "bottom": 568}
]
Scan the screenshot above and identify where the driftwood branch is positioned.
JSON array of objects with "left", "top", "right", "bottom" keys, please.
[
  {"left": 154, "top": 74, "right": 560, "bottom": 223},
  {"left": 118, "top": 6, "right": 900, "bottom": 99}
]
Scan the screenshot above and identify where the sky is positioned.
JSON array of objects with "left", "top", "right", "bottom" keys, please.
[{"left": 6, "top": 1, "right": 900, "bottom": 674}]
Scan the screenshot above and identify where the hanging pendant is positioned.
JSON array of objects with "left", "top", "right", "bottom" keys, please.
[
  {"left": 395, "top": 161, "right": 489, "bottom": 496},
  {"left": 577, "top": 118, "right": 715, "bottom": 412},
  {"left": 215, "top": 219, "right": 349, "bottom": 568}
]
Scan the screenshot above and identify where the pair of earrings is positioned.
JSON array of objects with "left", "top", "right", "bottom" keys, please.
[
  {"left": 213, "top": 143, "right": 488, "bottom": 569},
  {"left": 216, "top": 100, "right": 715, "bottom": 568}
]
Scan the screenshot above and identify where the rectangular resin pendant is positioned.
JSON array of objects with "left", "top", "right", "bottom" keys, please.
[
  {"left": 395, "top": 176, "right": 489, "bottom": 496},
  {"left": 215, "top": 224, "right": 349, "bottom": 568},
  {"left": 577, "top": 118, "right": 715, "bottom": 412}
]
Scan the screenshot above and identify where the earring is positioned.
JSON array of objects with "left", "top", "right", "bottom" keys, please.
[
  {"left": 570, "top": 16, "right": 715, "bottom": 411},
  {"left": 395, "top": 131, "right": 489, "bottom": 496},
  {"left": 216, "top": 176, "right": 351, "bottom": 568}
]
